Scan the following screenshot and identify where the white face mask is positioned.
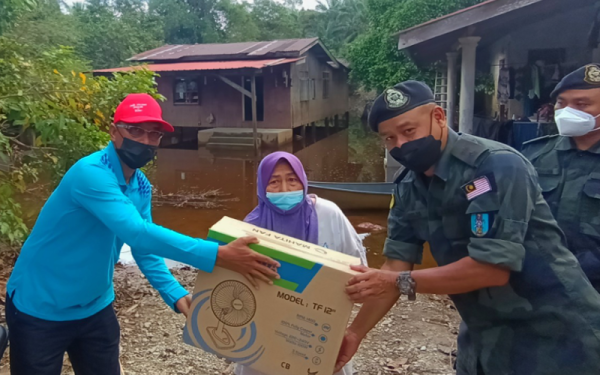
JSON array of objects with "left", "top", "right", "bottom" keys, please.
[{"left": 555, "top": 106, "right": 600, "bottom": 137}]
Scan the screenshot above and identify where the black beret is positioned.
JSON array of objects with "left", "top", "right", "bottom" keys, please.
[
  {"left": 551, "top": 63, "right": 600, "bottom": 99},
  {"left": 368, "top": 80, "right": 435, "bottom": 132}
]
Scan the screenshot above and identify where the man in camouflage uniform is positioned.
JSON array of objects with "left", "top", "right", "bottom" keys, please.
[
  {"left": 333, "top": 80, "right": 600, "bottom": 375},
  {"left": 523, "top": 64, "right": 600, "bottom": 292}
]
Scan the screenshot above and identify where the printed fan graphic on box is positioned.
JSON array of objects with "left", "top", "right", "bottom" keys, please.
[
  {"left": 184, "top": 283, "right": 266, "bottom": 367},
  {"left": 207, "top": 280, "right": 257, "bottom": 349},
  {"left": 183, "top": 217, "right": 362, "bottom": 375}
]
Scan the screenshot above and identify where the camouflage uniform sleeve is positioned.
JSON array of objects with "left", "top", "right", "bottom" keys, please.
[
  {"left": 466, "top": 151, "right": 538, "bottom": 272},
  {"left": 383, "top": 184, "right": 425, "bottom": 264}
]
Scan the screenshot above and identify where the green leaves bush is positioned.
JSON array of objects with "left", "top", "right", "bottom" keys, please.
[{"left": 0, "top": 37, "right": 163, "bottom": 245}]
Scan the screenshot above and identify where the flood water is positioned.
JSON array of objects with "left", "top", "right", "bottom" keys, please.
[
  {"left": 147, "top": 127, "right": 389, "bottom": 268},
  {"left": 145, "top": 125, "right": 436, "bottom": 270},
  {"left": 18, "top": 123, "right": 436, "bottom": 269}
]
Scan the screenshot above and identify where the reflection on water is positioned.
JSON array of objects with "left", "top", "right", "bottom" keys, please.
[
  {"left": 148, "top": 127, "right": 393, "bottom": 268},
  {"left": 21, "top": 123, "right": 436, "bottom": 269}
]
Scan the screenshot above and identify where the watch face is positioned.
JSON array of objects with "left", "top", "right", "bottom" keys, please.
[{"left": 398, "top": 272, "right": 416, "bottom": 300}]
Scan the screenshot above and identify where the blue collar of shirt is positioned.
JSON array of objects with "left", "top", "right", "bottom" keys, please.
[{"left": 105, "top": 141, "right": 139, "bottom": 189}]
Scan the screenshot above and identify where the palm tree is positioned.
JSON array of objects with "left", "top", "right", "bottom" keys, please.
[{"left": 315, "top": 0, "right": 367, "bottom": 53}]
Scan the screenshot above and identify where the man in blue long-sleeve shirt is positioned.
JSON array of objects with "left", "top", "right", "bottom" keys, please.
[{"left": 5, "top": 93, "right": 280, "bottom": 375}]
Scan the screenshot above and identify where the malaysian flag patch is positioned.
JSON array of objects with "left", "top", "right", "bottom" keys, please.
[{"left": 462, "top": 174, "right": 496, "bottom": 201}]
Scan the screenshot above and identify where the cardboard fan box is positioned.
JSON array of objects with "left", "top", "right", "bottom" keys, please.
[{"left": 183, "top": 216, "right": 360, "bottom": 375}]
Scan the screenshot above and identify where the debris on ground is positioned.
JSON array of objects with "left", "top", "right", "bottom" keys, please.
[
  {"left": 356, "top": 222, "right": 386, "bottom": 233},
  {"left": 152, "top": 188, "right": 239, "bottom": 210}
]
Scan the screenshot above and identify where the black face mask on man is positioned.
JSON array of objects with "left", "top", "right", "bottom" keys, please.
[
  {"left": 116, "top": 137, "right": 157, "bottom": 169},
  {"left": 388, "top": 113, "right": 442, "bottom": 174}
]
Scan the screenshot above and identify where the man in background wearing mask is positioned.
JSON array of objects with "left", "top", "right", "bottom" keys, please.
[
  {"left": 5, "top": 93, "right": 280, "bottom": 375},
  {"left": 334, "top": 81, "right": 600, "bottom": 375},
  {"left": 523, "top": 63, "right": 600, "bottom": 292}
]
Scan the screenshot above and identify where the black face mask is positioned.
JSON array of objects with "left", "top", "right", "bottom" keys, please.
[
  {"left": 389, "top": 136, "right": 442, "bottom": 174},
  {"left": 116, "top": 137, "right": 157, "bottom": 169},
  {"left": 388, "top": 114, "right": 443, "bottom": 174}
]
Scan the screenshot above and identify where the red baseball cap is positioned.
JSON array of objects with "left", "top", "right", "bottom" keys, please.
[{"left": 113, "top": 93, "right": 174, "bottom": 132}]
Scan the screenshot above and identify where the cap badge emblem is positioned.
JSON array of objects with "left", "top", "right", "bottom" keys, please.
[
  {"left": 384, "top": 88, "right": 409, "bottom": 109},
  {"left": 584, "top": 65, "right": 600, "bottom": 84}
]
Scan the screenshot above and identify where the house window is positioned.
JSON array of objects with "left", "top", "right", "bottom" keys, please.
[
  {"left": 174, "top": 78, "right": 200, "bottom": 104},
  {"left": 323, "top": 71, "right": 331, "bottom": 99},
  {"left": 311, "top": 79, "right": 316, "bottom": 100},
  {"left": 299, "top": 70, "right": 310, "bottom": 102}
]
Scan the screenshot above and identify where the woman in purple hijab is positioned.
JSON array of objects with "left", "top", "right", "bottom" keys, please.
[
  {"left": 244, "top": 151, "right": 319, "bottom": 243},
  {"left": 238, "top": 151, "right": 367, "bottom": 375}
]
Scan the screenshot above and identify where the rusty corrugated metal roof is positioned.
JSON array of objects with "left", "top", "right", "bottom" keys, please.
[
  {"left": 93, "top": 58, "right": 302, "bottom": 73},
  {"left": 128, "top": 38, "right": 319, "bottom": 62}
]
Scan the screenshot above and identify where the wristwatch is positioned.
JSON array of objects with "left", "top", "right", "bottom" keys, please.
[{"left": 396, "top": 271, "right": 416, "bottom": 301}]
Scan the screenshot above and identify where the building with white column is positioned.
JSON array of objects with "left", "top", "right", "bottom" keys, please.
[{"left": 394, "top": 0, "right": 599, "bottom": 139}]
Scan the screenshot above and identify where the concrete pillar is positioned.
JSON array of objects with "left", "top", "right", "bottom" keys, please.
[
  {"left": 334, "top": 115, "right": 340, "bottom": 128},
  {"left": 311, "top": 122, "right": 316, "bottom": 140},
  {"left": 344, "top": 112, "right": 350, "bottom": 128},
  {"left": 446, "top": 52, "right": 459, "bottom": 131},
  {"left": 458, "top": 36, "right": 481, "bottom": 134},
  {"left": 300, "top": 125, "right": 307, "bottom": 147}
]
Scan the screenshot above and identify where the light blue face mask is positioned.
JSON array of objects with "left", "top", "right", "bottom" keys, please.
[{"left": 266, "top": 190, "right": 304, "bottom": 211}]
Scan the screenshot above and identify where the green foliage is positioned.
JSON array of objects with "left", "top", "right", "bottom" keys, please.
[
  {"left": 315, "top": 0, "right": 367, "bottom": 56},
  {"left": 475, "top": 71, "right": 496, "bottom": 95},
  {"left": 3, "top": 0, "right": 370, "bottom": 70},
  {"left": 71, "top": 0, "right": 164, "bottom": 69},
  {"left": 216, "top": 0, "right": 260, "bottom": 43},
  {"left": 347, "top": 30, "right": 425, "bottom": 92},
  {"left": 143, "top": 0, "right": 367, "bottom": 61},
  {"left": 250, "top": 0, "right": 303, "bottom": 40},
  {"left": 347, "top": 0, "right": 487, "bottom": 91},
  {"left": 5, "top": 0, "right": 83, "bottom": 54},
  {"left": 0, "top": 184, "right": 29, "bottom": 245},
  {"left": 0, "top": 0, "right": 37, "bottom": 35},
  {"left": 0, "top": 36, "right": 163, "bottom": 245},
  {"left": 148, "top": 0, "right": 223, "bottom": 44},
  {"left": 0, "top": 0, "right": 491, "bottom": 245},
  {"left": 3, "top": 0, "right": 487, "bottom": 90}
]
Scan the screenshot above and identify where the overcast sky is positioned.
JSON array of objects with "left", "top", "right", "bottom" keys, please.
[{"left": 62, "top": 0, "right": 320, "bottom": 11}]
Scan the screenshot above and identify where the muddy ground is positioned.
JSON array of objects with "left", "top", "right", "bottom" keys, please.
[{"left": 0, "top": 249, "right": 460, "bottom": 375}]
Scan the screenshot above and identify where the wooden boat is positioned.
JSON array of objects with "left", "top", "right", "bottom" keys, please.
[
  {"left": 309, "top": 181, "right": 440, "bottom": 269},
  {"left": 307, "top": 181, "right": 394, "bottom": 210}
]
